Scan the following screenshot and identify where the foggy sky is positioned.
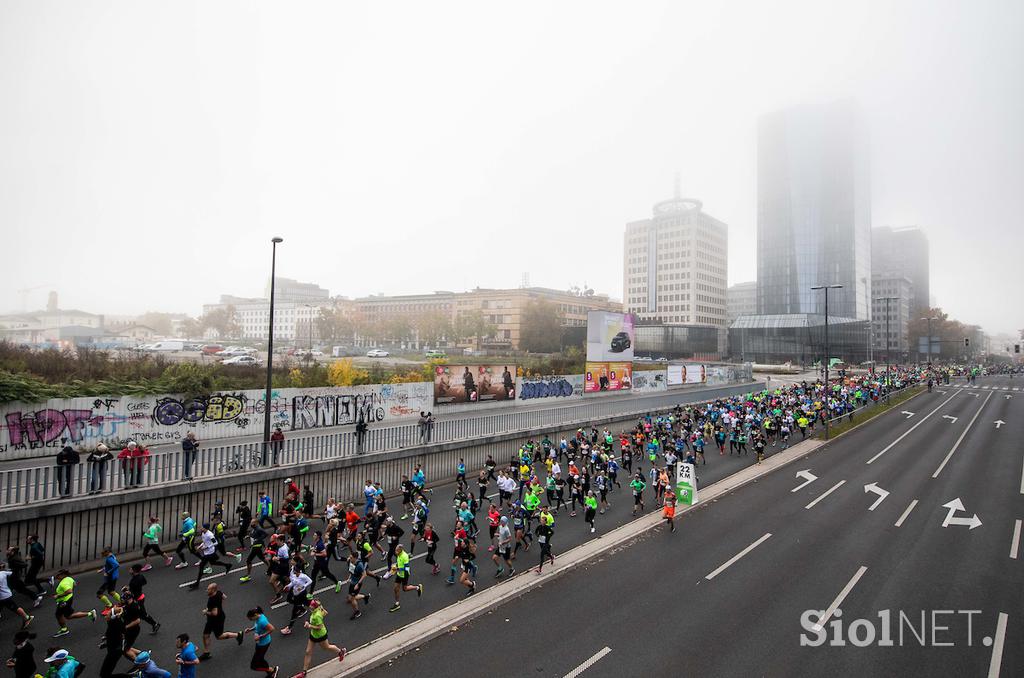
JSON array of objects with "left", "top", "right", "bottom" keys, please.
[{"left": 1, "top": 1, "right": 1021, "bottom": 335}]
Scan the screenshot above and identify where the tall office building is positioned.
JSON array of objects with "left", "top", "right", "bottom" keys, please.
[
  {"left": 623, "top": 194, "right": 729, "bottom": 353},
  {"left": 756, "top": 100, "right": 872, "bottom": 320},
  {"left": 727, "top": 281, "right": 757, "bottom": 324},
  {"left": 872, "top": 226, "right": 930, "bottom": 313}
]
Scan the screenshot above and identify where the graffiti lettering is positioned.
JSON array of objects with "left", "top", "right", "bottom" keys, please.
[
  {"left": 4, "top": 409, "right": 95, "bottom": 446},
  {"left": 520, "top": 379, "right": 575, "bottom": 400},
  {"left": 153, "top": 394, "right": 246, "bottom": 426},
  {"left": 291, "top": 393, "right": 387, "bottom": 431}
]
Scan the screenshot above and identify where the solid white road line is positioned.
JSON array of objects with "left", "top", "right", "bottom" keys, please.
[
  {"left": 812, "top": 565, "right": 868, "bottom": 633},
  {"left": 1011, "top": 520, "right": 1022, "bottom": 560},
  {"left": 866, "top": 392, "right": 958, "bottom": 464},
  {"left": 705, "top": 533, "right": 772, "bottom": 580},
  {"left": 987, "top": 612, "right": 1008, "bottom": 678},
  {"left": 563, "top": 647, "right": 612, "bottom": 678},
  {"left": 933, "top": 392, "right": 994, "bottom": 478},
  {"left": 1020, "top": 456, "right": 1024, "bottom": 495},
  {"left": 894, "top": 499, "right": 919, "bottom": 528},
  {"left": 805, "top": 481, "right": 846, "bottom": 510}
]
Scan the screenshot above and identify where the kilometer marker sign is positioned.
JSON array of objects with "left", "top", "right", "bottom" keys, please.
[{"left": 676, "top": 462, "right": 698, "bottom": 506}]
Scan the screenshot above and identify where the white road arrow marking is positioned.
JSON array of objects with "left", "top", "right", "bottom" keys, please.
[
  {"left": 982, "top": 385, "right": 990, "bottom": 389},
  {"left": 967, "top": 392, "right": 980, "bottom": 398},
  {"left": 941, "top": 498, "right": 982, "bottom": 529},
  {"left": 1006, "top": 395, "right": 1013, "bottom": 400},
  {"left": 994, "top": 420, "right": 1006, "bottom": 429},
  {"left": 942, "top": 415, "right": 959, "bottom": 423},
  {"left": 863, "top": 482, "right": 890, "bottom": 511},
  {"left": 791, "top": 469, "right": 818, "bottom": 492},
  {"left": 936, "top": 390, "right": 947, "bottom": 394},
  {"left": 901, "top": 411, "right": 915, "bottom": 418}
]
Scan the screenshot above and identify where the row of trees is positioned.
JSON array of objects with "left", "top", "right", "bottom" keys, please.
[
  {"left": 150, "top": 298, "right": 573, "bottom": 354},
  {"left": 905, "top": 307, "right": 983, "bottom": 360}
]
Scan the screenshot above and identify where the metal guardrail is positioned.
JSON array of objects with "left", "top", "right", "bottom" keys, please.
[{"left": 0, "top": 384, "right": 756, "bottom": 509}]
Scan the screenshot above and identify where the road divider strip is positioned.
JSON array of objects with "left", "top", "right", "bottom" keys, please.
[
  {"left": 1011, "top": 520, "right": 1021, "bottom": 560},
  {"left": 563, "top": 646, "right": 612, "bottom": 678},
  {"left": 987, "top": 612, "right": 1008, "bottom": 678}
]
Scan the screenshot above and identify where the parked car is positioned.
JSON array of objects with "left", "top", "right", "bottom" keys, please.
[
  {"left": 635, "top": 356, "right": 653, "bottom": 362},
  {"left": 201, "top": 344, "right": 225, "bottom": 356},
  {"left": 424, "top": 349, "right": 447, "bottom": 359},
  {"left": 221, "top": 355, "right": 262, "bottom": 366},
  {"left": 217, "top": 346, "right": 255, "bottom": 357},
  {"left": 148, "top": 340, "right": 184, "bottom": 352},
  {"left": 366, "top": 349, "right": 390, "bottom": 358},
  {"left": 609, "top": 331, "right": 631, "bottom": 353},
  {"left": 331, "top": 346, "right": 360, "bottom": 357}
]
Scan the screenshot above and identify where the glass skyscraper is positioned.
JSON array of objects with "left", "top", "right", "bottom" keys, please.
[{"left": 756, "top": 101, "right": 872, "bottom": 320}]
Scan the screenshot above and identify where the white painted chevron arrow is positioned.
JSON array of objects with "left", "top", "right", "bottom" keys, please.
[
  {"left": 1006, "top": 395, "right": 1013, "bottom": 400},
  {"left": 994, "top": 420, "right": 1006, "bottom": 429},
  {"left": 941, "top": 498, "right": 982, "bottom": 529},
  {"left": 864, "top": 482, "right": 889, "bottom": 511},
  {"left": 901, "top": 411, "right": 915, "bottom": 418},
  {"left": 791, "top": 469, "right": 818, "bottom": 493},
  {"left": 942, "top": 415, "right": 958, "bottom": 423}
]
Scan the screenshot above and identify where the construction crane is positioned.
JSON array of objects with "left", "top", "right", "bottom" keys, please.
[{"left": 16, "top": 284, "right": 51, "bottom": 311}]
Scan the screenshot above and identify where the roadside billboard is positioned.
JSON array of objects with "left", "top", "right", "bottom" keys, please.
[
  {"left": 586, "top": 311, "right": 635, "bottom": 362},
  {"left": 434, "top": 364, "right": 516, "bottom": 404},
  {"left": 584, "top": 361, "right": 633, "bottom": 393},
  {"left": 667, "top": 364, "right": 706, "bottom": 385}
]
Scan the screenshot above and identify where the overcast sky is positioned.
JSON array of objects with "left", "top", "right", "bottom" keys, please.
[{"left": 1, "top": 0, "right": 1021, "bottom": 335}]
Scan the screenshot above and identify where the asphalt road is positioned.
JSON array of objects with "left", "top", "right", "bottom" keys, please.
[
  {"left": 0, "top": 381, "right": 770, "bottom": 675},
  {"left": 359, "top": 375, "right": 1024, "bottom": 678}
]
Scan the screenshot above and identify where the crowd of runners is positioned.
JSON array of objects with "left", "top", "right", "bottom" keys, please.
[{"left": 2, "top": 366, "right": 945, "bottom": 677}]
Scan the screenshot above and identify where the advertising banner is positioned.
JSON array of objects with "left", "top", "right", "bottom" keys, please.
[
  {"left": 584, "top": 361, "right": 633, "bottom": 393},
  {"left": 586, "top": 311, "right": 635, "bottom": 362},
  {"left": 434, "top": 365, "right": 516, "bottom": 404},
  {"left": 667, "top": 364, "right": 707, "bottom": 386},
  {"left": 675, "top": 462, "right": 698, "bottom": 505}
]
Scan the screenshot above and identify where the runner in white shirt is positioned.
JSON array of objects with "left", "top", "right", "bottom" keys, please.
[
  {"left": 188, "top": 525, "right": 236, "bottom": 590},
  {"left": 279, "top": 565, "right": 313, "bottom": 635}
]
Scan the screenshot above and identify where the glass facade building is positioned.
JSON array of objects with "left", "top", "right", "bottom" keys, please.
[
  {"left": 635, "top": 324, "right": 719, "bottom": 360},
  {"left": 729, "top": 314, "right": 869, "bottom": 365},
  {"left": 756, "top": 101, "right": 872, "bottom": 320}
]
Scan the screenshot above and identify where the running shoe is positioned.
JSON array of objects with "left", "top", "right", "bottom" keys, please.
[
  {"left": 239, "top": 576, "right": 252, "bottom": 583},
  {"left": 334, "top": 581, "right": 342, "bottom": 594},
  {"left": 174, "top": 562, "right": 188, "bottom": 570},
  {"left": 389, "top": 603, "right": 401, "bottom": 612},
  {"left": 53, "top": 627, "right": 70, "bottom": 637},
  {"left": 140, "top": 564, "right": 153, "bottom": 572}
]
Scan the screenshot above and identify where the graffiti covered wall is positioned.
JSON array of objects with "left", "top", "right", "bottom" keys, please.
[
  {"left": 631, "top": 369, "right": 668, "bottom": 393},
  {"left": 0, "top": 383, "right": 433, "bottom": 460},
  {"left": 516, "top": 375, "right": 584, "bottom": 401}
]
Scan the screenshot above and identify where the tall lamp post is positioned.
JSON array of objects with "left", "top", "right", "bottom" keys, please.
[
  {"left": 263, "top": 237, "right": 283, "bottom": 447},
  {"left": 878, "top": 296, "right": 898, "bottom": 395},
  {"left": 921, "top": 315, "right": 939, "bottom": 371},
  {"left": 862, "top": 276, "right": 873, "bottom": 370},
  {"left": 812, "top": 284, "right": 843, "bottom": 440}
]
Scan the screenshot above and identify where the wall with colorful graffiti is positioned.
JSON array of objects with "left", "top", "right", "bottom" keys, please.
[
  {"left": 517, "top": 375, "right": 585, "bottom": 401},
  {"left": 0, "top": 382, "right": 433, "bottom": 461}
]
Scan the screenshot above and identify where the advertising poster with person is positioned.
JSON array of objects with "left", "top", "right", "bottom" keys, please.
[
  {"left": 584, "top": 361, "right": 633, "bottom": 393},
  {"left": 434, "top": 365, "right": 516, "bottom": 404}
]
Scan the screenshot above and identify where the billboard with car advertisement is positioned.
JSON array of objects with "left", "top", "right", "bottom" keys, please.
[
  {"left": 584, "top": 361, "right": 633, "bottom": 393},
  {"left": 667, "top": 364, "right": 707, "bottom": 385},
  {"left": 586, "top": 311, "right": 635, "bottom": 362},
  {"left": 434, "top": 364, "right": 516, "bottom": 404}
]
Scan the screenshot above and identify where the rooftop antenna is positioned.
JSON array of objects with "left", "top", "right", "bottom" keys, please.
[
  {"left": 520, "top": 272, "right": 530, "bottom": 289},
  {"left": 673, "top": 172, "right": 681, "bottom": 200}
]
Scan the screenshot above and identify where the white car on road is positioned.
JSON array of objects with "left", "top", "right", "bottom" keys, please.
[
  {"left": 221, "top": 355, "right": 262, "bottom": 366},
  {"left": 366, "top": 349, "right": 390, "bottom": 358}
]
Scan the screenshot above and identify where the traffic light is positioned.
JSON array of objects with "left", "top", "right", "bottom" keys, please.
[
  {"left": 964, "top": 337, "right": 970, "bottom": 347},
  {"left": 1016, "top": 344, "right": 1021, "bottom": 354}
]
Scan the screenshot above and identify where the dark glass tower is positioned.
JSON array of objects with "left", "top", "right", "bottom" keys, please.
[{"left": 756, "top": 101, "right": 872, "bottom": 320}]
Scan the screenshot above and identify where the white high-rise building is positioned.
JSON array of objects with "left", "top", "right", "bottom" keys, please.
[{"left": 623, "top": 194, "right": 728, "bottom": 351}]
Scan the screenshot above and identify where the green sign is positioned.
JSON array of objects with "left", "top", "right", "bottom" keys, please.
[{"left": 676, "top": 462, "right": 698, "bottom": 506}]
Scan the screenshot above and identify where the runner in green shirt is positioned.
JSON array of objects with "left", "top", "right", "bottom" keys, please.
[
  {"left": 52, "top": 569, "right": 96, "bottom": 637},
  {"left": 140, "top": 516, "right": 171, "bottom": 570},
  {"left": 298, "top": 600, "right": 345, "bottom": 677},
  {"left": 583, "top": 492, "right": 599, "bottom": 533},
  {"left": 630, "top": 475, "right": 647, "bottom": 516}
]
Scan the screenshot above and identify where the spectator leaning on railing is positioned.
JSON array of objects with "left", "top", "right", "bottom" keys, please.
[
  {"left": 54, "top": 439, "right": 79, "bottom": 498},
  {"left": 86, "top": 444, "right": 113, "bottom": 494},
  {"left": 182, "top": 432, "right": 199, "bottom": 480}
]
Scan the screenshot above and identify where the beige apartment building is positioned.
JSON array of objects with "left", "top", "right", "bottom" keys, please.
[{"left": 354, "top": 287, "right": 621, "bottom": 351}]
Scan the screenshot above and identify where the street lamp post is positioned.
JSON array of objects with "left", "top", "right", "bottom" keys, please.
[
  {"left": 878, "top": 296, "right": 898, "bottom": 396},
  {"left": 812, "top": 284, "right": 843, "bottom": 440},
  {"left": 862, "top": 276, "right": 873, "bottom": 370},
  {"left": 263, "top": 237, "right": 283, "bottom": 447},
  {"left": 921, "top": 316, "right": 939, "bottom": 371}
]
